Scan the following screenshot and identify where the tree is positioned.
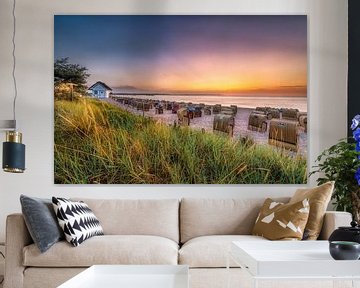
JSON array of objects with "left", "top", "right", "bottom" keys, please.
[{"left": 54, "top": 58, "right": 90, "bottom": 99}]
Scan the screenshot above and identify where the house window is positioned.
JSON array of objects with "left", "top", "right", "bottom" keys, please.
[{"left": 94, "top": 90, "right": 98, "bottom": 95}]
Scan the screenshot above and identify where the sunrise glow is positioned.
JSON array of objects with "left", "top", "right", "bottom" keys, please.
[{"left": 55, "top": 15, "right": 307, "bottom": 97}]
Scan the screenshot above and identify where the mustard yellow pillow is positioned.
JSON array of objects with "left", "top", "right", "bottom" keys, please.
[
  {"left": 289, "top": 181, "right": 334, "bottom": 240},
  {"left": 252, "top": 198, "right": 310, "bottom": 240}
]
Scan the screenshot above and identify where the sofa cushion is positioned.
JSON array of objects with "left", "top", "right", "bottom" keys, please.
[
  {"left": 179, "top": 235, "right": 267, "bottom": 268},
  {"left": 23, "top": 235, "right": 178, "bottom": 267},
  {"left": 20, "top": 195, "right": 64, "bottom": 253},
  {"left": 180, "top": 198, "right": 289, "bottom": 243},
  {"left": 290, "top": 181, "right": 334, "bottom": 240},
  {"left": 252, "top": 198, "right": 310, "bottom": 240},
  {"left": 24, "top": 268, "right": 86, "bottom": 288},
  {"left": 52, "top": 197, "right": 104, "bottom": 247},
  {"left": 72, "top": 199, "right": 179, "bottom": 243}
]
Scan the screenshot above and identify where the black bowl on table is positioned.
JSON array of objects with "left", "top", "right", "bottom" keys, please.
[{"left": 329, "top": 241, "right": 360, "bottom": 260}]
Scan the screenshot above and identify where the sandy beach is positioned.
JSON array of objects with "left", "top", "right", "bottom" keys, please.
[{"left": 105, "top": 98, "right": 307, "bottom": 156}]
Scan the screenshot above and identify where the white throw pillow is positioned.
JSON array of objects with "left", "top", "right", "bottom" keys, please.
[{"left": 52, "top": 197, "right": 103, "bottom": 247}]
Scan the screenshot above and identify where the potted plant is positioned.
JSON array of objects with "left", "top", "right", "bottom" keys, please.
[{"left": 311, "top": 115, "right": 360, "bottom": 222}]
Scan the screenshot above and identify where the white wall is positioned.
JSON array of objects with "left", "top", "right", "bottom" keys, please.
[{"left": 0, "top": 0, "right": 348, "bottom": 242}]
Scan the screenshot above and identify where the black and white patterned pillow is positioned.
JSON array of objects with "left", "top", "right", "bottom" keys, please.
[{"left": 52, "top": 197, "right": 104, "bottom": 247}]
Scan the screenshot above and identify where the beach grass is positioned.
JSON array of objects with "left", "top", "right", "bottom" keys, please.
[{"left": 54, "top": 98, "right": 307, "bottom": 184}]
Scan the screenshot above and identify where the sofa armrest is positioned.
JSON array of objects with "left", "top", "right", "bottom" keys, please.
[
  {"left": 318, "top": 211, "right": 352, "bottom": 240},
  {"left": 4, "top": 214, "right": 32, "bottom": 288}
]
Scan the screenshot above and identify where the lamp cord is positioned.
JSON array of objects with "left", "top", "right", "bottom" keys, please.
[{"left": 12, "top": 0, "right": 17, "bottom": 127}]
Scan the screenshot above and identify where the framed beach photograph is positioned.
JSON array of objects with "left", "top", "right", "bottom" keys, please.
[{"left": 54, "top": 15, "right": 307, "bottom": 184}]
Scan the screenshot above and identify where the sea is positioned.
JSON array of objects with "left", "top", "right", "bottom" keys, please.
[{"left": 113, "top": 94, "right": 307, "bottom": 112}]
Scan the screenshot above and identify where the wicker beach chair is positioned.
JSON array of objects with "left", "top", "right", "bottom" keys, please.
[
  {"left": 213, "top": 114, "right": 235, "bottom": 137},
  {"left": 213, "top": 104, "right": 222, "bottom": 114},
  {"left": 177, "top": 108, "right": 190, "bottom": 126},
  {"left": 266, "top": 108, "right": 281, "bottom": 120},
  {"left": 281, "top": 108, "right": 299, "bottom": 120},
  {"left": 230, "top": 105, "right": 238, "bottom": 116},
  {"left": 248, "top": 112, "right": 268, "bottom": 133},
  {"left": 172, "top": 103, "right": 180, "bottom": 114},
  {"left": 204, "top": 106, "right": 212, "bottom": 115},
  {"left": 255, "top": 107, "right": 267, "bottom": 113},
  {"left": 268, "top": 119, "right": 298, "bottom": 151},
  {"left": 193, "top": 106, "right": 202, "bottom": 118},
  {"left": 221, "top": 106, "right": 236, "bottom": 116},
  {"left": 166, "top": 102, "right": 173, "bottom": 110},
  {"left": 155, "top": 106, "right": 164, "bottom": 114},
  {"left": 298, "top": 113, "right": 307, "bottom": 133}
]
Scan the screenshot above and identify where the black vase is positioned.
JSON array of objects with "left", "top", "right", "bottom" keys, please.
[
  {"left": 329, "top": 241, "right": 360, "bottom": 260},
  {"left": 328, "top": 221, "right": 360, "bottom": 244}
]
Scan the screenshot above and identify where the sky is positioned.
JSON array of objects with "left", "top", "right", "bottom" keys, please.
[{"left": 54, "top": 15, "right": 307, "bottom": 96}]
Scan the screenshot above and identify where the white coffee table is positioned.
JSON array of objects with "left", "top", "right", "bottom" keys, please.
[
  {"left": 58, "top": 265, "right": 189, "bottom": 288},
  {"left": 228, "top": 241, "right": 360, "bottom": 288}
]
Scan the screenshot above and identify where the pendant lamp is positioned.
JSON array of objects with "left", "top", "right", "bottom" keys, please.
[{"left": 1, "top": 0, "right": 26, "bottom": 173}]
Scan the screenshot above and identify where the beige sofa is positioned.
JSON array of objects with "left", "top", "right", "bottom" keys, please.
[{"left": 4, "top": 198, "right": 352, "bottom": 288}]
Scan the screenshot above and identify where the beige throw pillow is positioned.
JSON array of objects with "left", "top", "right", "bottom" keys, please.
[
  {"left": 289, "top": 181, "right": 334, "bottom": 240},
  {"left": 252, "top": 198, "right": 310, "bottom": 240}
]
